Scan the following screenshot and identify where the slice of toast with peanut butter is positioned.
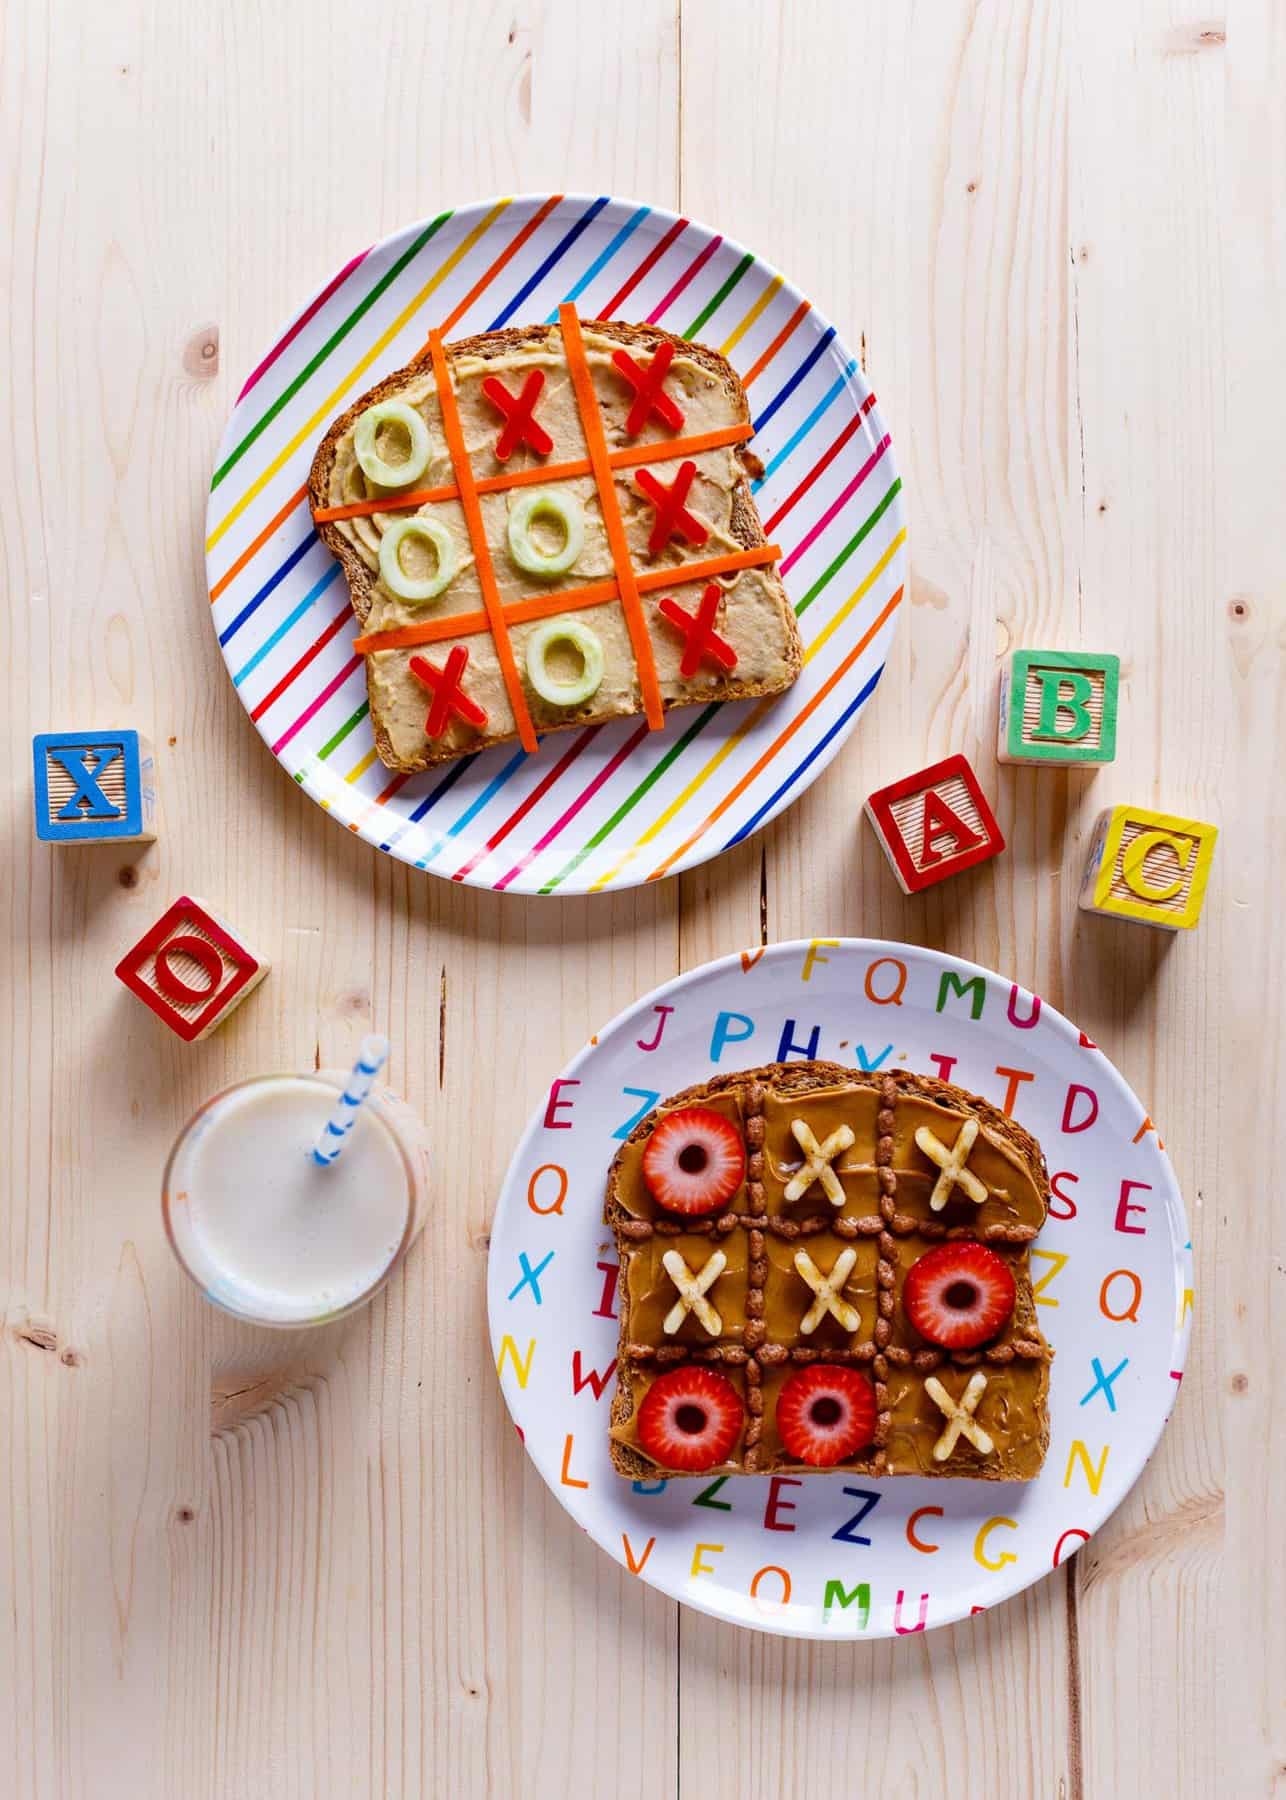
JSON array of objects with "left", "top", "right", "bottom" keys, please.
[
  {"left": 605, "top": 1063, "right": 1053, "bottom": 1481},
  {"left": 308, "top": 315, "right": 801, "bottom": 772}
]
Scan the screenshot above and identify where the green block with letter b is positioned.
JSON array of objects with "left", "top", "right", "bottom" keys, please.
[{"left": 997, "top": 649, "right": 1120, "bottom": 766}]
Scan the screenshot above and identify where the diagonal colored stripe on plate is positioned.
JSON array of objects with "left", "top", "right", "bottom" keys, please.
[
  {"left": 719, "top": 273, "right": 783, "bottom": 359},
  {"left": 213, "top": 214, "right": 451, "bottom": 490},
  {"left": 599, "top": 216, "right": 687, "bottom": 317},
  {"left": 751, "top": 361, "right": 858, "bottom": 492},
  {"left": 315, "top": 701, "right": 370, "bottom": 763},
  {"left": 209, "top": 483, "right": 309, "bottom": 605},
  {"left": 779, "top": 434, "right": 891, "bottom": 576},
  {"left": 645, "top": 235, "right": 722, "bottom": 325},
  {"left": 437, "top": 195, "right": 564, "bottom": 337},
  {"left": 742, "top": 299, "right": 809, "bottom": 387},
  {"left": 722, "top": 664, "right": 886, "bottom": 849},
  {"left": 794, "top": 477, "right": 902, "bottom": 617},
  {"left": 643, "top": 586, "right": 905, "bottom": 880},
  {"left": 538, "top": 704, "right": 721, "bottom": 894},
  {"left": 238, "top": 247, "right": 372, "bottom": 402},
  {"left": 752, "top": 326, "right": 837, "bottom": 434},
  {"left": 207, "top": 201, "right": 512, "bottom": 552},
  {"left": 272, "top": 654, "right": 363, "bottom": 757},
  {"left": 494, "top": 720, "right": 652, "bottom": 891},
  {"left": 232, "top": 565, "right": 341, "bottom": 686},
  {"left": 415, "top": 745, "right": 533, "bottom": 867},
  {"left": 762, "top": 392, "right": 878, "bottom": 534},
  {"left": 683, "top": 252, "right": 753, "bottom": 340},
  {"left": 544, "top": 206, "right": 651, "bottom": 321},
  {"left": 489, "top": 196, "right": 610, "bottom": 329},
  {"left": 251, "top": 600, "right": 352, "bottom": 720},
  {"left": 801, "top": 530, "right": 906, "bottom": 666},
  {"left": 588, "top": 696, "right": 777, "bottom": 892},
  {"left": 450, "top": 724, "right": 603, "bottom": 882},
  {"left": 218, "top": 532, "right": 319, "bottom": 646},
  {"left": 377, "top": 753, "right": 481, "bottom": 854}
]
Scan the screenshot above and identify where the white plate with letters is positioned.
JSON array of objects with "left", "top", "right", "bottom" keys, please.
[{"left": 488, "top": 939, "right": 1191, "bottom": 1637}]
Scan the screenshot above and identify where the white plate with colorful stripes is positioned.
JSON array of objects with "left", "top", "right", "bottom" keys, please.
[{"left": 205, "top": 196, "right": 906, "bottom": 894}]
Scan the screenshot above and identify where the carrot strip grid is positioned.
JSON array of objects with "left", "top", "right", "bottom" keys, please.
[
  {"left": 428, "top": 330, "right": 536, "bottom": 753},
  {"left": 558, "top": 303, "right": 663, "bottom": 731},
  {"left": 352, "top": 542, "right": 781, "bottom": 656},
  {"left": 312, "top": 423, "right": 753, "bottom": 523}
]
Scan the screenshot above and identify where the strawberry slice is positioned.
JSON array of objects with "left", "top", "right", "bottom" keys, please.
[
  {"left": 636, "top": 1366, "right": 744, "bottom": 1472},
  {"left": 775, "top": 1364, "right": 877, "bottom": 1467},
  {"left": 903, "top": 1242, "right": 1016, "bottom": 1349},
  {"left": 641, "top": 1106, "right": 746, "bottom": 1216}
]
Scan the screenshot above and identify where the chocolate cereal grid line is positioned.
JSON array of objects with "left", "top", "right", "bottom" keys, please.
[
  {"left": 338, "top": 305, "right": 782, "bottom": 696},
  {"left": 617, "top": 1073, "right": 1051, "bottom": 1477}
]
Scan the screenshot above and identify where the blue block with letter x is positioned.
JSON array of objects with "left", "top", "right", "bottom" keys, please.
[{"left": 33, "top": 730, "right": 156, "bottom": 843}]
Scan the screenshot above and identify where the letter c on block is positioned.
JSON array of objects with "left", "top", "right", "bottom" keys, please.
[{"left": 1120, "top": 829, "right": 1193, "bottom": 902}]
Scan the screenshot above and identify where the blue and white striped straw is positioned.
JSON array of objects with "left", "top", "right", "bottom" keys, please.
[{"left": 312, "top": 1035, "right": 390, "bottom": 1167}]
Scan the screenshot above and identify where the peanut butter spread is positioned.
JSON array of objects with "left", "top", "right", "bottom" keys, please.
[
  {"left": 324, "top": 332, "right": 797, "bottom": 763},
  {"left": 607, "top": 1066, "right": 1053, "bottom": 1479}
]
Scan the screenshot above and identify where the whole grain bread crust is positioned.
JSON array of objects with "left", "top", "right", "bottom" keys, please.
[
  {"left": 307, "top": 321, "right": 802, "bottom": 773},
  {"left": 605, "top": 1062, "right": 1052, "bottom": 1482}
]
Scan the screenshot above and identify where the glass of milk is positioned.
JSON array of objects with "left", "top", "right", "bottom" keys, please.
[{"left": 162, "top": 1071, "right": 430, "bottom": 1327}]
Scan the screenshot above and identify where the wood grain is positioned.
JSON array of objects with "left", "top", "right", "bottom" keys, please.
[{"left": 1, "top": 0, "right": 1279, "bottom": 1795}]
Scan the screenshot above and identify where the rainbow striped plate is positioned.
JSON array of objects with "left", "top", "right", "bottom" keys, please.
[{"left": 205, "top": 196, "right": 906, "bottom": 894}]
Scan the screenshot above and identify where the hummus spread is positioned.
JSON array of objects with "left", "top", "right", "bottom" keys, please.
[{"left": 325, "top": 331, "right": 796, "bottom": 764}]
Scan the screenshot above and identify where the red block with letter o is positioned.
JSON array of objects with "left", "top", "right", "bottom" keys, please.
[
  {"left": 864, "top": 754, "right": 1006, "bottom": 894},
  {"left": 115, "top": 895, "right": 268, "bottom": 1041}
]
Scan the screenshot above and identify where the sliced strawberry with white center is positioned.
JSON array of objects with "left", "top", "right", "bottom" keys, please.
[
  {"left": 636, "top": 1366, "right": 744, "bottom": 1472},
  {"left": 903, "top": 1242, "right": 1016, "bottom": 1349},
  {"left": 641, "top": 1106, "right": 746, "bottom": 1216},
  {"left": 775, "top": 1364, "right": 877, "bottom": 1467}
]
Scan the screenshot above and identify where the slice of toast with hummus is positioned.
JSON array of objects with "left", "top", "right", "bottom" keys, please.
[{"left": 308, "top": 317, "right": 801, "bottom": 772}]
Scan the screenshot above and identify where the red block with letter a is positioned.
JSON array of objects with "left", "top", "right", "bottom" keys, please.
[
  {"left": 115, "top": 895, "right": 269, "bottom": 1041},
  {"left": 864, "top": 754, "right": 1006, "bottom": 893}
]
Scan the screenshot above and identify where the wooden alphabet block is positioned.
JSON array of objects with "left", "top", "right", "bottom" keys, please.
[
  {"left": 997, "top": 650, "right": 1120, "bottom": 766},
  {"left": 864, "top": 754, "right": 1006, "bottom": 893},
  {"left": 1078, "top": 805, "right": 1217, "bottom": 930},
  {"left": 115, "top": 896, "right": 268, "bottom": 1041},
  {"left": 33, "top": 730, "right": 156, "bottom": 843}
]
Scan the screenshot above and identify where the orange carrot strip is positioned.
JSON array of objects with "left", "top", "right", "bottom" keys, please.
[
  {"left": 313, "top": 480, "right": 460, "bottom": 523},
  {"left": 311, "top": 424, "right": 753, "bottom": 524},
  {"left": 351, "top": 544, "right": 781, "bottom": 656},
  {"left": 608, "top": 422, "right": 751, "bottom": 469},
  {"left": 355, "top": 581, "right": 621, "bottom": 655},
  {"left": 559, "top": 304, "right": 663, "bottom": 731},
  {"left": 428, "top": 330, "right": 536, "bottom": 753},
  {"left": 634, "top": 542, "right": 780, "bottom": 594}
]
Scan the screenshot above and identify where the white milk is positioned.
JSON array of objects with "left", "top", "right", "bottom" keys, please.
[{"left": 165, "top": 1075, "right": 418, "bottom": 1325}]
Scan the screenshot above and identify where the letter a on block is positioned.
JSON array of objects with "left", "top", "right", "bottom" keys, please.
[
  {"left": 864, "top": 754, "right": 1005, "bottom": 894},
  {"left": 918, "top": 788, "right": 981, "bottom": 868}
]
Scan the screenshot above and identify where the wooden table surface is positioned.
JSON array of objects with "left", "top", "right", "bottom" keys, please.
[{"left": 4, "top": 2, "right": 1280, "bottom": 1795}]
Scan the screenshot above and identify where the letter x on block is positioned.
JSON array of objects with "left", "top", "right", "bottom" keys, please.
[
  {"left": 115, "top": 895, "right": 268, "bottom": 1042},
  {"left": 32, "top": 730, "right": 154, "bottom": 843},
  {"left": 864, "top": 753, "right": 1006, "bottom": 894}
]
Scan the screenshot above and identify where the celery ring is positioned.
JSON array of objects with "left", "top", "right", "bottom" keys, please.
[
  {"left": 507, "top": 489, "right": 585, "bottom": 578},
  {"left": 354, "top": 400, "right": 431, "bottom": 488},
  {"left": 378, "top": 516, "right": 458, "bottom": 604},
  {"left": 525, "top": 618, "right": 605, "bottom": 707}
]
